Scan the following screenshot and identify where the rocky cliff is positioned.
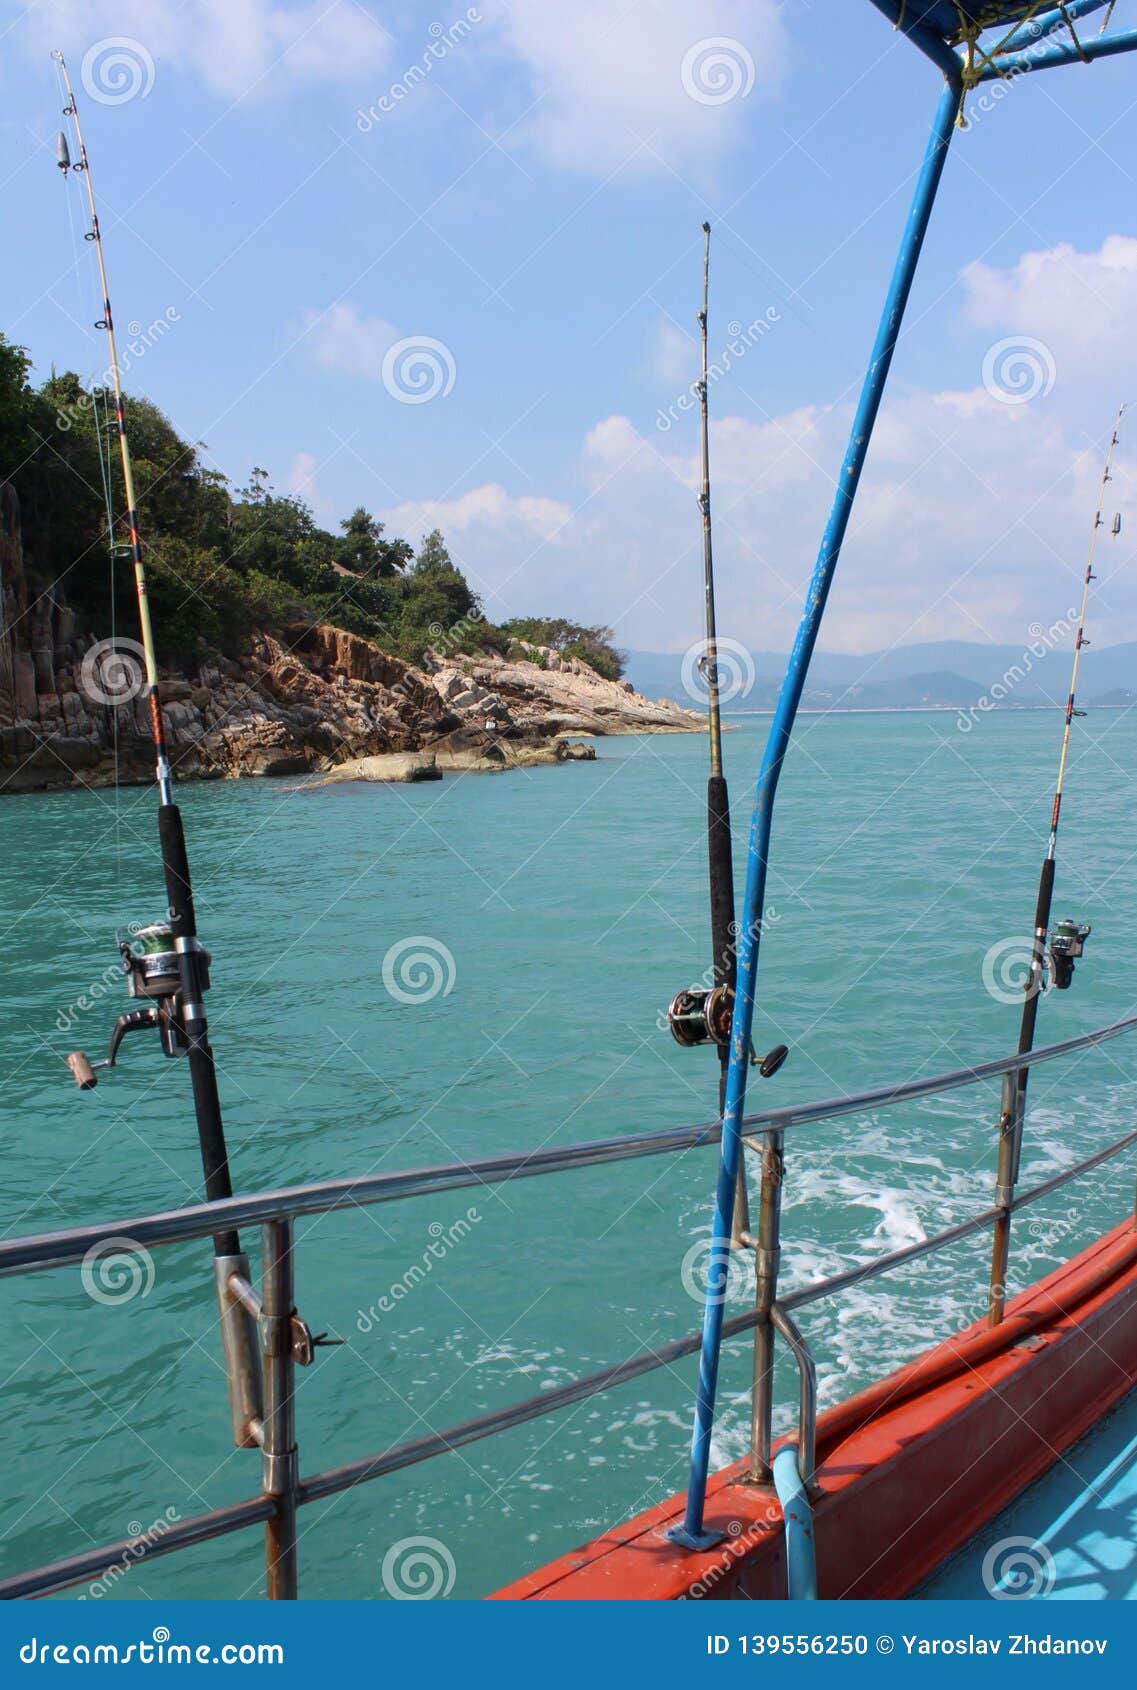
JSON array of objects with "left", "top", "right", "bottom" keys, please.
[{"left": 0, "top": 485, "right": 701, "bottom": 794}]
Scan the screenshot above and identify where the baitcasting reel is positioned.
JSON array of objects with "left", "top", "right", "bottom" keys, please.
[
  {"left": 1046, "top": 918, "right": 1091, "bottom": 991},
  {"left": 666, "top": 985, "right": 789, "bottom": 1078},
  {"left": 66, "top": 920, "right": 211, "bottom": 1089}
]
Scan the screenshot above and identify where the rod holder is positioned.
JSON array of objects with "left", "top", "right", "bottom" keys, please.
[{"left": 214, "top": 1254, "right": 265, "bottom": 1450}]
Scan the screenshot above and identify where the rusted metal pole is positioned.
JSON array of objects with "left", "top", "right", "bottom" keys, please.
[
  {"left": 747, "top": 1130, "right": 784, "bottom": 1482},
  {"left": 261, "top": 1219, "right": 299, "bottom": 1600}
]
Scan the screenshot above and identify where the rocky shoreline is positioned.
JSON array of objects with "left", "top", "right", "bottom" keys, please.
[{"left": 0, "top": 496, "right": 702, "bottom": 793}]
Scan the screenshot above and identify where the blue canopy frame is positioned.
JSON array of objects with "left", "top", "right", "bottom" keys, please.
[{"left": 674, "top": 0, "right": 1137, "bottom": 1550}]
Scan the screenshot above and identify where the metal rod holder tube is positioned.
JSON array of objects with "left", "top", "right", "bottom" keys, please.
[
  {"left": 261, "top": 1219, "right": 299, "bottom": 1600},
  {"left": 771, "top": 1304, "right": 817, "bottom": 1487},
  {"left": 748, "top": 1130, "right": 785, "bottom": 1482},
  {"left": 214, "top": 1254, "right": 264, "bottom": 1449}
]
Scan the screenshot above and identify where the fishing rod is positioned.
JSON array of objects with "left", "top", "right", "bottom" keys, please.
[
  {"left": 51, "top": 47, "right": 264, "bottom": 1296},
  {"left": 665, "top": 226, "right": 786, "bottom": 1236},
  {"left": 989, "top": 404, "right": 1125, "bottom": 1324}
]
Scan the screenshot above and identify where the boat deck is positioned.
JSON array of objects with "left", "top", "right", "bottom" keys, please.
[{"left": 916, "top": 1384, "right": 1137, "bottom": 1601}]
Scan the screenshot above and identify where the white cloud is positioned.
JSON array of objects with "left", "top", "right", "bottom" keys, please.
[
  {"left": 299, "top": 302, "right": 399, "bottom": 378},
  {"left": 380, "top": 381, "right": 1136, "bottom": 653},
  {"left": 960, "top": 235, "right": 1137, "bottom": 403},
  {"left": 491, "top": 0, "right": 786, "bottom": 175},
  {"left": 23, "top": 0, "right": 391, "bottom": 100}
]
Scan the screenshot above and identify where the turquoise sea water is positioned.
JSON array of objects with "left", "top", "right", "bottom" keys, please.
[{"left": 1, "top": 709, "right": 1135, "bottom": 1600}]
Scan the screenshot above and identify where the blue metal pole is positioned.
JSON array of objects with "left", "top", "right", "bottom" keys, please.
[
  {"left": 976, "top": 24, "right": 1137, "bottom": 77},
  {"left": 671, "top": 76, "right": 960, "bottom": 1551},
  {"left": 1000, "top": 0, "right": 1116, "bottom": 51}
]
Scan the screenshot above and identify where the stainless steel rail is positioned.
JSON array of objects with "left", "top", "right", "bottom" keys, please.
[
  {"left": 2, "top": 1010, "right": 1135, "bottom": 1279},
  {"left": 1, "top": 1014, "right": 1135, "bottom": 1600}
]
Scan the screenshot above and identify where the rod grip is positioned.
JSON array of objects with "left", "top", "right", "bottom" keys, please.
[
  {"left": 158, "top": 802, "right": 197, "bottom": 939},
  {"left": 707, "top": 774, "right": 736, "bottom": 991},
  {"left": 67, "top": 1051, "right": 97, "bottom": 1090}
]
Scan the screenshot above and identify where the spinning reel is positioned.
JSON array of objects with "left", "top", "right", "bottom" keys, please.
[
  {"left": 1046, "top": 918, "right": 1091, "bottom": 992},
  {"left": 66, "top": 921, "right": 211, "bottom": 1089},
  {"left": 666, "top": 985, "right": 788, "bottom": 1079}
]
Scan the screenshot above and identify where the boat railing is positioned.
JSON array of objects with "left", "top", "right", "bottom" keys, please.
[{"left": 2, "top": 1010, "right": 1136, "bottom": 1601}]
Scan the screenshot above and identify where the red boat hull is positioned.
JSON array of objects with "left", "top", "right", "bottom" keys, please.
[{"left": 494, "top": 1216, "right": 1137, "bottom": 1600}]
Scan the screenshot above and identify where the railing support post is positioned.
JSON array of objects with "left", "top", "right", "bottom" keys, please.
[
  {"left": 747, "top": 1131, "right": 784, "bottom": 1482},
  {"left": 989, "top": 1073, "right": 1022, "bottom": 1325},
  {"left": 261, "top": 1218, "right": 299, "bottom": 1600}
]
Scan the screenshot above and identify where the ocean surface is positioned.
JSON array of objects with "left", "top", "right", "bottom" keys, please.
[{"left": 1, "top": 708, "right": 1135, "bottom": 1600}]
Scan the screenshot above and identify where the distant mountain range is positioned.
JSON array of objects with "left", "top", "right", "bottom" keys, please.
[{"left": 623, "top": 640, "right": 1137, "bottom": 713}]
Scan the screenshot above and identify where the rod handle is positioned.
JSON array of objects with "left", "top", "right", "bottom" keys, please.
[{"left": 67, "top": 1051, "right": 98, "bottom": 1090}]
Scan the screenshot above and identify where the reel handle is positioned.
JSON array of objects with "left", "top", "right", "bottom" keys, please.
[{"left": 66, "top": 1051, "right": 98, "bottom": 1090}]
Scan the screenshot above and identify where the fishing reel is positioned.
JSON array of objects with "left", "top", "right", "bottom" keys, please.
[
  {"left": 666, "top": 985, "right": 788, "bottom": 1078},
  {"left": 1046, "top": 918, "right": 1091, "bottom": 992},
  {"left": 66, "top": 921, "right": 211, "bottom": 1090}
]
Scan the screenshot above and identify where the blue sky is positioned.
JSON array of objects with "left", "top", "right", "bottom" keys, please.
[{"left": 3, "top": 0, "right": 1136, "bottom": 654}]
